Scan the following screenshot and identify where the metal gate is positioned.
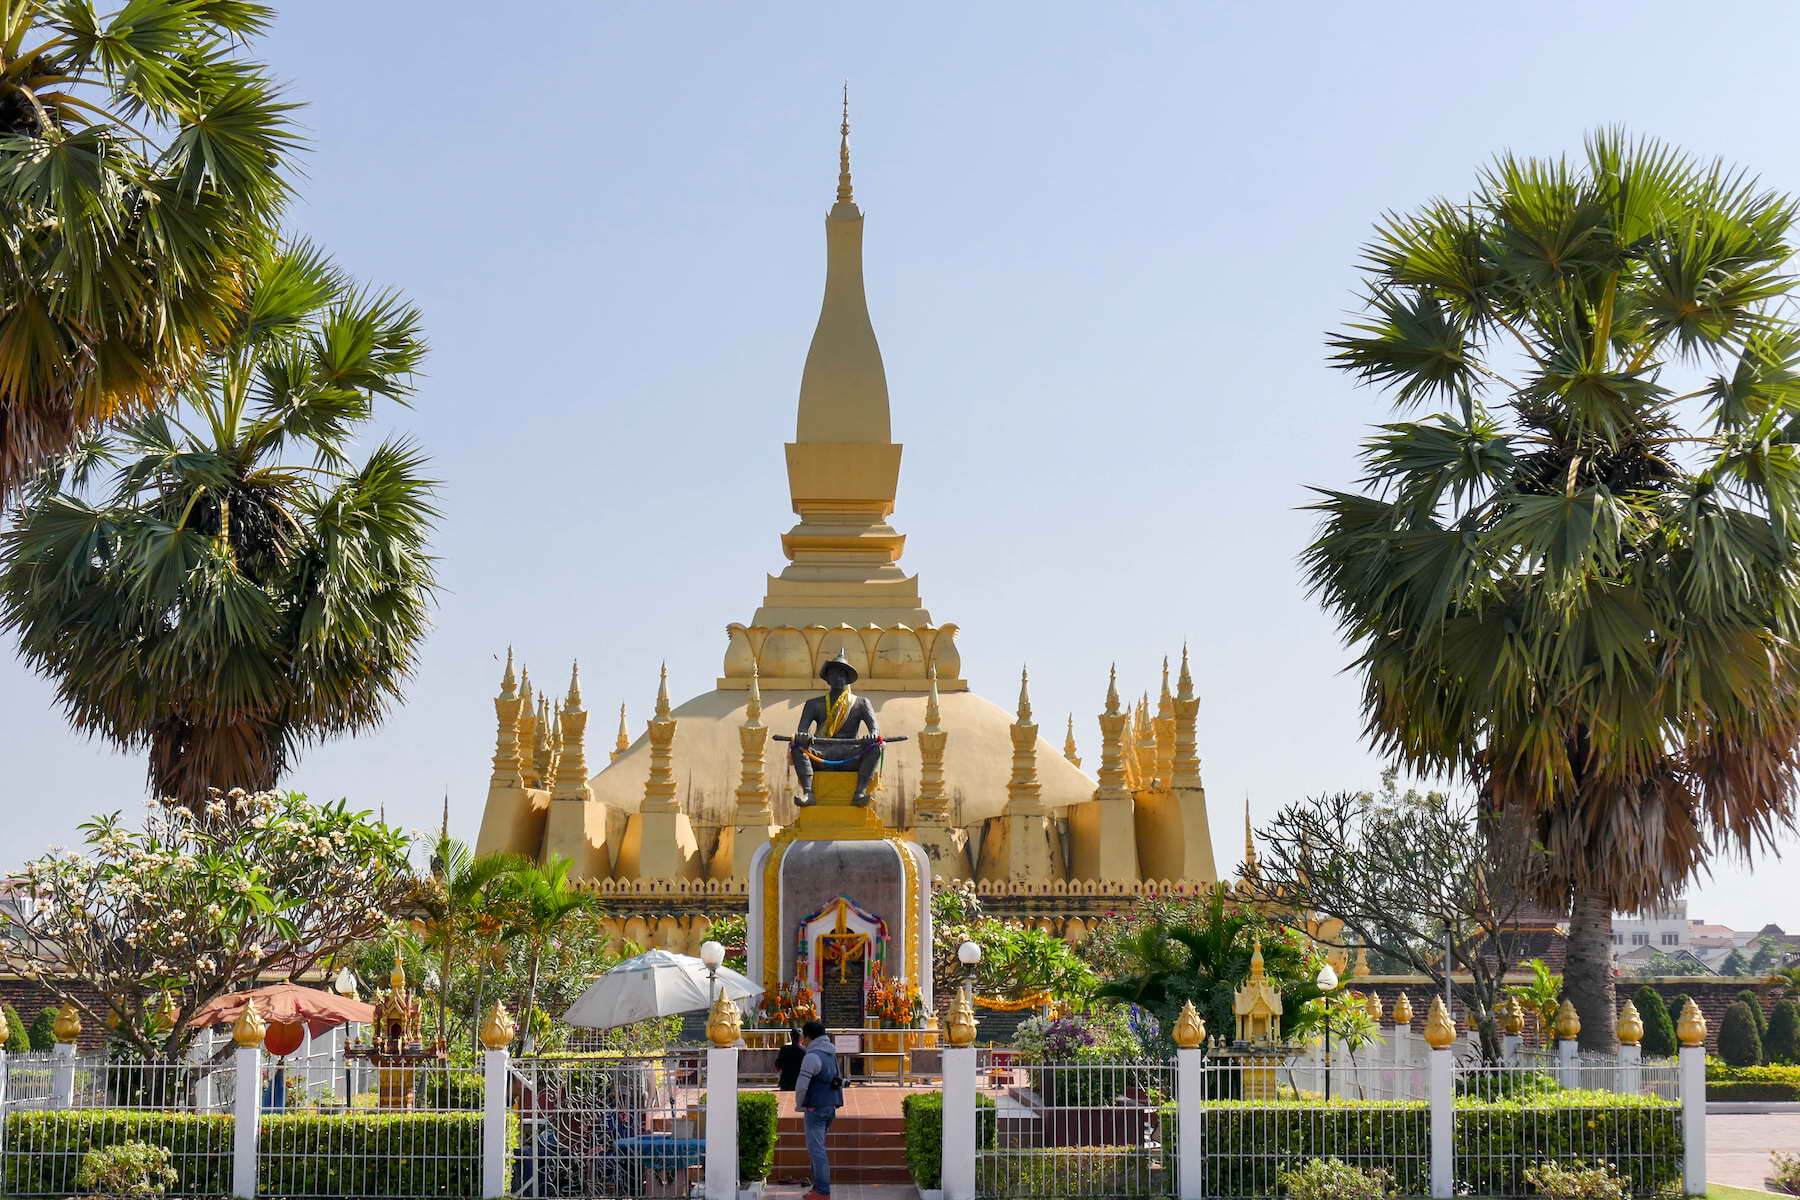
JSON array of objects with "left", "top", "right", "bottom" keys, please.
[{"left": 508, "top": 1051, "right": 706, "bottom": 1199}]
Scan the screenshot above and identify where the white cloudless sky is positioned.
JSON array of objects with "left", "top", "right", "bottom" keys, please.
[{"left": 3, "top": 2, "right": 1797, "bottom": 930}]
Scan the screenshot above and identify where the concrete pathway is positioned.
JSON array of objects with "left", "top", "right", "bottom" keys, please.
[
  {"left": 762, "top": 1187, "right": 916, "bottom": 1199},
  {"left": 1708, "top": 1111, "right": 1800, "bottom": 1191}
]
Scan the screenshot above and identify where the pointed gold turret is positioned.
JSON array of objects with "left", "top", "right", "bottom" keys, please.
[
  {"left": 642, "top": 664, "right": 679, "bottom": 813},
  {"left": 1063, "top": 715, "right": 1081, "bottom": 767},
  {"left": 1005, "top": 667, "right": 1042, "bottom": 814},
  {"left": 1154, "top": 658, "right": 1175, "bottom": 790},
  {"left": 1096, "top": 666, "right": 1129, "bottom": 804},
  {"left": 1172, "top": 644, "right": 1202, "bottom": 790},
  {"left": 734, "top": 667, "right": 771, "bottom": 817},
  {"left": 490, "top": 648, "right": 524, "bottom": 790},
  {"left": 552, "top": 664, "right": 589, "bottom": 802},
  {"left": 1077, "top": 662, "right": 1139, "bottom": 884},
  {"left": 611, "top": 704, "right": 630, "bottom": 763},
  {"left": 515, "top": 667, "right": 537, "bottom": 787},
  {"left": 916, "top": 665, "right": 949, "bottom": 817}
]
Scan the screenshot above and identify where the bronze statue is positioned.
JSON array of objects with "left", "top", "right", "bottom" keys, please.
[{"left": 789, "top": 651, "right": 883, "bottom": 806}]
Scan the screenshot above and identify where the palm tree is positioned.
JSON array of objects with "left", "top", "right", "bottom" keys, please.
[
  {"left": 416, "top": 836, "right": 525, "bottom": 1046},
  {"left": 0, "top": 240, "right": 433, "bottom": 805},
  {"left": 1311, "top": 131, "right": 1800, "bottom": 1048},
  {"left": 1505, "top": 958, "right": 1563, "bottom": 1046},
  {"left": 1095, "top": 885, "right": 1321, "bottom": 1045},
  {"left": 0, "top": 1, "right": 298, "bottom": 499},
  {"left": 496, "top": 856, "right": 599, "bottom": 1050}
]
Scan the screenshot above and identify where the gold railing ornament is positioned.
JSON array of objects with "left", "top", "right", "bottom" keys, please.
[
  {"left": 1171, "top": 1000, "right": 1207, "bottom": 1050},
  {"left": 945, "top": 988, "right": 978, "bottom": 1048},
  {"left": 1499, "top": 995, "right": 1525, "bottom": 1035},
  {"left": 480, "top": 1001, "right": 517, "bottom": 1050},
  {"left": 1423, "top": 996, "right": 1456, "bottom": 1050},
  {"left": 1676, "top": 998, "right": 1707, "bottom": 1048},
  {"left": 1617, "top": 999, "right": 1643, "bottom": 1047},
  {"left": 52, "top": 1002, "right": 82, "bottom": 1045},
  {"left": 706, "top": 994, "right": 743, "bottom": 1047},
  {"left": 1365, "top": 992, "right": 1384, "bottom": 1023},
  {"left": 1392, "top": 992, "right": 1413, "bottom": 1027},
  {"left": 1554, "top": 998, "right": 1581, "bottom": 1043},
  {"left": 233, "top": 999, "right": 267, "bottom": 1049}
]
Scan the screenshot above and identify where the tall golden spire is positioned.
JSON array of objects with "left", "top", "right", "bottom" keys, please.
[
  {"left": 1243, "top": 796, "right": 1259, "bottom": 875},
  {"left": 1171, "top": 643, "right": 1203, "bottom": 791},
  {"left": 643, "top": 664, "right": 679, "bottom": 814},
  {"left": 1063, "top": 714, "right": 1081, "bottom": 768},
  {"left": 1154, "top": 657, "right": 1175, "bottom": 790},
  {"left": 611, "top": 703, "right": 629, "bottom": 763},
  {"left": 489, "top": 648, "right": 523, "bottom": 790},
  {"left": 916, "top": 664, "right": 949, "bottom": 818},
  {"left": 1005, "top": 666, "right": 1042, "bottom": 814},
  {"left": 836, "top": 83, "right": 854, "bottom": 205},
  {"left": 734, "top": 666, "right": 771, "bottom": 819},
  {"left": 1095, "top": 665, "right": 1129, "bottom": 804},
  {"left": 515, "top": 666, "right": 537, "bottom": 787},
  {"left": 552, "top": 664, "right": 588, "bottom": 801}
]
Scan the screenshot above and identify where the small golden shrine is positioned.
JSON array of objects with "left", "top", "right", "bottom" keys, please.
[
  {"left": 368, "top": 961, "right": 440, "bottom": 1108},
  {"left": 1233, "top": 935, "right": 1284, "bottom": 1043}
]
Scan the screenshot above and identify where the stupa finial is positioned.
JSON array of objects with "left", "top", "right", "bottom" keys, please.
[
  {"left": 655, "top": 662, "right": 671, "bottom": 720},
  {"left": 1063, "top": 714, "right": 1080, "bottom": 767},
  {"left": 746, "top": 663, "right": 763, "bottom": 723},
  {"left": 1105, "top": 663, "right": 1120, "bottom": 714},
  {"left": 1177, "top": 643, "right": 1194, "bottom": 699},
  {"left": 925, "top": 663, "right": 942, "bottom": 728},
  {"left": 613, "top": 703, "right": 629, "bottom": 761},
  {"left": 500, "top": 647, "right": 517, "bottom": 697},
  {"left": 565, "top": 661, "right": 583, "bottom": 711},
  {"left": 836, "top": 83, "right": 854, "bottom": 205},
  {"left": 1158, "top": 656, "right": 1173, "bottom": 717},
  {"left": 1244, "top": 797, "right": 1258, "bottom": 869},
  {"left": 1017, "top": 665, "right": 1033, "bottom": 722}
]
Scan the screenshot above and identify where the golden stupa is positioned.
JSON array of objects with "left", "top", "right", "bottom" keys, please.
[{"left": 474, "top": 103, "right": 1217, "bottom": 947}]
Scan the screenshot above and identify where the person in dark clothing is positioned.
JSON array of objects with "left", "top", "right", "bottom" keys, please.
[
  {"left": 776, "top": 1026, "right": 806, "bottom": 1091},
  {"left": 793, "top": 1018, "right": 842, "bottom": 1199}
]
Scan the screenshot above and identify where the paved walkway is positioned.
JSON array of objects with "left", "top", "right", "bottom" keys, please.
[
  {"left": 763, "top": 1188, "right": 915, "bottom": 1199},
  {"left": 1709, "top": 1111, "right": 1800, "bottom": 1191}
]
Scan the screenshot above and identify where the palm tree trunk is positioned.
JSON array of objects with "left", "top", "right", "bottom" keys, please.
[
  {"left": 523, "top": 947, "right": 544, "bottom": 1054},
  {"left": 149, "top": 717, "right": 278, "bottom": 808},
  {"left": 1565, "top": 885, "right": 1618, "bottom": 1052}
]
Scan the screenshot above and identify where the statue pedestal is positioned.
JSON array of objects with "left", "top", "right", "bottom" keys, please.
[{"left": 747, "top": 774, "right": 932, "bottom": 1024}]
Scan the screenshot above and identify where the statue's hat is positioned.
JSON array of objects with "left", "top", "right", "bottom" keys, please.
[{"left": 819, "top": 650, "right": 859, "bottom": 685}]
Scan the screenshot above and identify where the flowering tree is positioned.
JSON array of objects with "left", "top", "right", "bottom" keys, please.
[{"left": 2, "top": 790, "right": 412, "bottom": 1057}]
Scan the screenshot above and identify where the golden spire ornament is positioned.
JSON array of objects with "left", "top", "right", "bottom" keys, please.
[
  {"left": 1423, "top": 996, "right": 1456, "bottom": 1049},
  {"left": 232, "top": 1000, "right": 267, "bottom": 1049},
  {"left": 480, "top": 1001, "right": 517, "bottom": 1050},
  {"left": 836, "top": 83, "right": 854, "bottom": 205},
  {"left": 1617, "top": 999, "right": 1643, "bottom": 1047},
  {"left": 1554, "top": 998, "right": 1581, "bottom": 1043},
  {"left": 1676, "top": 998, "right": 1707, "bottom": 1048},
  {"left": 1392, "top": 991, "right": 1413, "bottom": 1026},
  {"left": 1172, "top": 999, "right": 1207, "bottom": 1049}
]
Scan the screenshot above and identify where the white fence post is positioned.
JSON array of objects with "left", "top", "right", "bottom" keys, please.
[
  {"left": 1, "top": 1044, "right": 10, "bottom": 1166},
  {"left": 233, "top": 1041, "right": 262, "bottom": 1199},
  {"left": 482, "top": 1047, "right": 509, "bottom": 1200},
  {"left": 1556, "top": 1034, "right": 1578, "bottom": 1089},
  {"left": 1176, "top": 1047, "right": 1204, "bottom": 1200},
  {"left": 1425, "top": 997, "right": 1455, "bottom": 1200},
  {"left": 193, "top": 1028, "right": 215, "bottom": 1111},
  {"left": 1617, "top": 1040, "right": 1640, "bottom": 1096},
  {"left": 1680, "top": 1037, "right": 1707, "bottom": 1195},
  {"left": 943, "top": 1045, "right": 977, "bottom": 1200},
  {"left": 704, "top": 1044, "right": 737, "bottom": 1200},
  {"left": 50, "top": 1040, "right": 75, "bottom": 1109}
]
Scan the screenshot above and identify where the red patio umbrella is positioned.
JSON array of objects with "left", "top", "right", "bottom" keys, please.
[{"left": 187, "top": 982, "right": 375, "bottom": 1041}]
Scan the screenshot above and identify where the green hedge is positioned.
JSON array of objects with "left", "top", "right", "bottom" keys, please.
[
  {"left": 976, "top": 1147, "right": 1167, "bottom": 1198},
  {"left": 902, "top": 1091, "right": 997, "bottom": 1190},
  {"left": 1453, "top": 1091, "right": 1681, "bottom": 1198},
  {"left": 421, "top": 1068, "right": 485, "bottom": 1110},
  {"left": 0, "top": 1108, "right": 515, "bottom": 1198},
  {"left": 1, "top": 1110, "right": 232, "bottom": 1196},
  {"left": 1708, "top": 1060, "right": 1800, "bottom": 1085},
  {"left": 1707, "top": 1079, "right": 1800, "bottom": 1101},
  {"left": 737, "top": 1091, "right": 778, "bottom": 1183},
  {"left": 1190, "top": 1099, "right": 1430, "bottom": 1197}
]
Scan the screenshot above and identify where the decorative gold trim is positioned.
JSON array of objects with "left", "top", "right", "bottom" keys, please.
[
  {"left": 761, "top": 825, "right": 799, "bottom": 988},
  {"left": 886, "top": 836, "right": 921, "bottom": 991}
]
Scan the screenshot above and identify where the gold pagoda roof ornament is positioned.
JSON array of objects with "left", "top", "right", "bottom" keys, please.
[
  {"left": 1063, "top": 715, "right": 1080, "bottom": 767},
  {"left": 836, "top": 83, "right": 854, "bottom": 206}
]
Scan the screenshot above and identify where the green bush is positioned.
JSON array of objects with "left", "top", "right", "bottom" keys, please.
[
  {"left": 420, "top": 1068, "right": 485, "bottom": 1109},
  {"left": 1, "top": 1111, "right": 231, "bottom": 1196},
  {"left": 902, "top": 1091, "right": 997, "bottom": 1190},
  {"left": 976, "top": 1147, "right": 1165, "bottom": 1199},
  {"left": 1631, "top": 988, "right": 1677, "bottom": 1058},
  {"left": 28, "top": 1006, "right": 58, "bottom": 1051},
  {"left": 259, "top": 1111, "right": 492, "bottom": 1197},
  {"left": 1766, "top": 999, "right": 1800, "bottom": 1065},
  {"left": 0, "top": 1108, "right": 513, "bottom": 1198},
  {"left": 1277, "top": 1156, "right": 1396, "bottom": 1200},
  {"left": 76, "top": 1141, "right": 179, "bottom": 1197},
  {"left": 3, "top": 1002, "right": 28, "bottom": 1053},
  {"left": 1706, "top": 1080, "right": 1800, "bottom": 1101},
  {"left": 1706, "top": 1060, "right": 1800, "bottom": 1083},
  {"left": 1736, "top": 989, "right": 1768, "bottom": 1037},
  {"left": 737, "top": 1091, "right": 777, "bottom": 1183},
  {"left": 1193, "top": 1100, "right": 1429, "bottom": 1197},
  {"left": 1770, "top": 1150, "right": 1799, "bottom": 1196},
  {"left": 1522, "top": 1159, "right": 1629, "bottom": 1200},
  {"left": 1719, "top": 1001, "right": 1765, "bottom": 1067},
  {"left": 1454, "top": 1090, "right": 1681, "bottom": 1198}
]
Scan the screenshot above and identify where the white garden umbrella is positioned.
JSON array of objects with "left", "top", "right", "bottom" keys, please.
[{"left": 561, "top": 948, "right": 762, "bottom": 1030}]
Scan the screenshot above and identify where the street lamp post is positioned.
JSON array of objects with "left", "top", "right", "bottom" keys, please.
[
  {"left": 957, "top": 940, "right": 982, "bottom": 1007},
  {"left": 699, "top": 940, "right": 726, "bottom": 1000},
  {"left": 1316, "top": 961, "right": 1339, "bottom": 1100}
]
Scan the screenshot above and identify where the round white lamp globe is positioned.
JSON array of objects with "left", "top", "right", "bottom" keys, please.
[
  {"left": 333, "top": 967, "right": 358, "bottom": 997},
  {"left": 699, "top": 940, "right": 726, "bottom": 970},
  {"left": 958, "top": 940, "right": 982, "bottom": 967},
  {"left": 1316, "top": 962, "right": 1339, "bottom": 992}
]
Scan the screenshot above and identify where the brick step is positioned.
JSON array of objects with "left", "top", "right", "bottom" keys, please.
[
  {"left": 776, "top": 1116, "right": 905, "bottom": 1131},
  {"left": 768, "top": 1166, "right": 915, "bottom": 1185}
]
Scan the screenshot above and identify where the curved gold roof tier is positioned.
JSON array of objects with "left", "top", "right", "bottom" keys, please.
[{"left": 473, "top": 102, "right": 1217, "bottom": 892}]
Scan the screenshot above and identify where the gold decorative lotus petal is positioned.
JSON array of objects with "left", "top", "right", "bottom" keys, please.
[{"left": 1171, "top": 999, "right": 1207, "bottom": 1049}]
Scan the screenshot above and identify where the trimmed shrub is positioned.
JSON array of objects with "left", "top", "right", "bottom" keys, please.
[
  {"left": 1453, "top": 1091, "right": 1681, "bottom": 1199},
  {"left": 28, "top": 1006, "right": 57, "bottom": 1051},
  {"left": 1706, "top": 1060, "right": 1800, "bottom": 1101},
  {"left": 1, "top": 1111, "right": 231, "bottom": 1196},
  {"left": 1523, "top": 1159, "right": 1629, "bottom": 1200},
  {"left": 1277, "top": 1156, "right": 1396, "bottom": 1200},
  {"left": 1736, "top": 989, "right": 1768, "bottom": 1037},
  {"left": 420, "top": 1068, "right": 484, "bottom": 1110},
  {"left": 1632, "top": 988, "right": 1677, "bottom": 1058},
  {"left": 737, "top": 1091, "right": 778, "bottom": 1183},
  {"left": 77, "top": 1141, "right": 178, "bottom": 1197},
  {"left": 1191, "top": 1100, "right": 1430, "bottom": 1198},
  {"left": 3, "top": 1003, "right": 28, "bottom": 1053},
  {"left": 976, "top": 1147, "right": 1163, "bottom": 1198},
  {"left": 259, "top": 1111, "right": 487, "bottom": 1197},
  {"left": 1719, "top": 1001, "right": 1765, "bottom": 1067},
  {"left": 903, "top": 1091, "right": 997, "bottom": 1190},
  {"left": 1766, "top": 999, "right": 1800, "bottom": 1065}
]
